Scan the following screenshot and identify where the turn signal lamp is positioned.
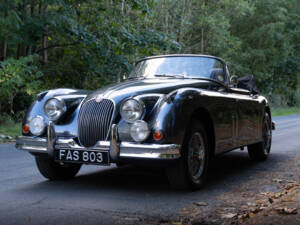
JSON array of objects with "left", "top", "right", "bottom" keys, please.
[
  {"left": 153, "top": 131, "right": 163, "bottom": 141},
  {"left": 23, "top": 124, "right": 30, "bottom": 134}
]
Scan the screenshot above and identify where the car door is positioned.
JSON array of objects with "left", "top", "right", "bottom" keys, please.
[
  {"left": 207, "top": 83, "right": 238, "bottom": 154},
  {"left": 229, "top": 88, "right": 262, "bottom": 146}
]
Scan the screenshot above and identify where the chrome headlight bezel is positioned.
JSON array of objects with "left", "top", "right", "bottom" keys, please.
[
  {"left": 44, "top": 97, "right": 67, "bottom": 121},
  {"left": 120, "top": 98, "right": 145, "bottom": 123},
  {"left": 29, "top": 115, "right": 46, "bottom": 136}
]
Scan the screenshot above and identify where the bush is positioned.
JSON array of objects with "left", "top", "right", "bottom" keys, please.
[{"left": 0, "top": 55, "right": 43, "bottom": 119}]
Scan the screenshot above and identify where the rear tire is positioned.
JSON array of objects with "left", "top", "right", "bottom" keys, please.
[
  {"left": 35, "top": 156, "right": 81, "bottom": 180},
  {"left": 248, "top": 113, "right": 272, "bottom": 161},
  {"left": 166, "top": 120, "right": 210, "bottom": 189}
]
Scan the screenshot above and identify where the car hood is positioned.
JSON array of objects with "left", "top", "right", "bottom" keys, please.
[{"left": 85, "top": 78, "right": 212, "bottom": 103}]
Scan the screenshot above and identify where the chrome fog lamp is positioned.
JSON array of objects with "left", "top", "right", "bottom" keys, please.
[
  {"left": 29, "top": 116, "right": 46, "bottom": 136},
  {"left": 130, "top": 120, "right": 150, "bottom": 142},
  {"left": 44, "top": 98, "right": 66, "bottom": 121},
  {"left": 120, "top": 99, "right": 144, "bottom": 123}
]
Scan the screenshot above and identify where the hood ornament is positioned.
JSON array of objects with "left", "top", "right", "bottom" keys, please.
[{"left": 95, "top": 95, "right": 104, "bottom": 103}]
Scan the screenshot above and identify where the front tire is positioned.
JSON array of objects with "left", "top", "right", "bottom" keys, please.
[
  {"left": 248, "top": 113, "right": 272, "bottom": 161},
  {"left": 166, "top": 120, "right": 210, "bottom": 189},
  {"left": 35, "top": 156, "right": 81, "bottom": 180}
]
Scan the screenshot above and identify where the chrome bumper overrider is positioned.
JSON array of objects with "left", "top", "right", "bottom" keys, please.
[{"left": 15, "top": 123, "right": 181, "bottom": 160}]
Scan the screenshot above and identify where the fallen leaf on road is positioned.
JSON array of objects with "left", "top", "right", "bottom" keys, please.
[
  {"left": 256, "top": 200, "right": 264, "bottom": 205},
  {"left": 193, "top": 202, "right": 207, "bottom": 206},
  {"left": 281, "top": 197, "right": 294, "bottom": 202},
  {"left": 171, "top": 222, "right": 183, "bottom": 225},
  {"left": 124, "top": 217, "right": 139, "bottom": 221},
  {"left": 284, "top": 183, "right": 297, "bottom": 190},
  {"left": 221, "top": 213, "right": 237, "bottom": 219},
  {"left": 268, "top": 197, "right": 274, "bottom": 204},
  {"left": 275, "top": 207, "right": 298, "bottom": 214},
  {"left": 250, "top": 207, "right": 262, "bottom": 213},
  {"left": 222, "top": 207, "right": 236, "bottom": 211},
  {"left": 272, "top": 178, "right": 283, "bottom": 183},
  {"left": 247, "top": 202, "right": 256, "bottom": 206}
]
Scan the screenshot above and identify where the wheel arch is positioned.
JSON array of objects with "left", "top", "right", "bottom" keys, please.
[{"left": 265, "top": 106, "right": 272, "bottom": 120}]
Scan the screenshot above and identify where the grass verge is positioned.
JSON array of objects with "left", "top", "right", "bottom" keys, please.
[
  {"left": 272, "top": 107, "right": 300, "bottom": 117},
  {"left": 0, "top": 116, "right": 21, "bottom": 143}
]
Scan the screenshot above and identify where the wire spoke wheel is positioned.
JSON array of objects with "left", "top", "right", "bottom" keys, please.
[
  {"left": 248, "top": 112, "right": 272, "bottom": 161},
  {"left": 166, "top": 120, "right": 209, "bottom": 189},
  {"left": 187, "top": 132, "right": 206, "bottom": 181},
  {"left": 263, "top": 118, "right": 272, "bottom": 155}
]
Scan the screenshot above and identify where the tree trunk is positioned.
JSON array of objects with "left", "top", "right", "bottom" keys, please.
[
  {"left": 27, "top": 0, "right": 35, "bottom": 56},
  {"left": 200, "top": 0, "right": 206, "bottom": 54},
  {"left": 17, "top": 44, "right": 22, "bottom": 58},
  {"left": 1, "top": 40, "right": 7, "bottom": 61},
  {"left": 39, "top": 1, "right": 42, "bottom": 14},
  {"left": 201, "top": 27, "right": 204, "bottom": 53},
  {"left": 178, "top": 0, "right": 187, "bottom": 52},
  {"left": 17, "top": 2, "right": 26, "bottom": 58},
  {"left": 27, "top": 46, "right": 32, "bottom": 55},
  {"left": 42, "top": 5, "right": 48, "bottom": 64},
  {"left": 1, "top": 8, "right": 8, "bottom": 61}
]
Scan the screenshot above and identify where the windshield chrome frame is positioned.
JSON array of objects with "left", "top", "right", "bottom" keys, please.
[{"left": 132, "top": 54, "right": 229, "bottom": 85}]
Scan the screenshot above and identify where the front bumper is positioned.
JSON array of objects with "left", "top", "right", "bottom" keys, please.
[{"left": 15, "top": 123, "right": 181, "bottom": 161}]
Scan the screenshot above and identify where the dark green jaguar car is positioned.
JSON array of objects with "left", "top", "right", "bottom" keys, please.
[{"left": 16, "top": 54, "right": 275, "bottom": 189}]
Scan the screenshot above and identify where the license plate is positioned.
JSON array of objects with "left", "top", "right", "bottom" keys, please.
[{"left": 55, "top": 149, "right": 110, "bottom": 165}]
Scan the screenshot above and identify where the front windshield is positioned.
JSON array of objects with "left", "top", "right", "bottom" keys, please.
[{"left": 129, "top": 56, "right": 226, "bottom": 82}]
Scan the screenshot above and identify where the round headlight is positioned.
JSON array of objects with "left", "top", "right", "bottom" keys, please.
[
  {"left": 29, "top": 116, "right": 45, "bottom": 136},
  {"left": 130, "top": 120, "right": 150, "bottom": 142},
  {"left": 44, "top": 98, "right": 66, "bottom": 121},
  {"left": 120, "top": 99, "right": 144, "bottom": 123}
]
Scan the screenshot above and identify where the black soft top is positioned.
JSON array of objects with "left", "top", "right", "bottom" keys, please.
[{"left": 237, "top": 75, "right": 259, "bottom": 94}]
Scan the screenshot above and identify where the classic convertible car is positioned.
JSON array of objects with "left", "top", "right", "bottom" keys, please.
[{"left": 16, "top": 54, "right": 274, "bottom": 189}]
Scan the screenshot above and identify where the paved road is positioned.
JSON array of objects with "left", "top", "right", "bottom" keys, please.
[{"left": 0, "top": 114, "right": 300, "bottom": 225}]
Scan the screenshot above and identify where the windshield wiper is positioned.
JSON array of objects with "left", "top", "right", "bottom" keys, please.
[{"left": 154, "top": 74, "right": 186, "bottom": 79}]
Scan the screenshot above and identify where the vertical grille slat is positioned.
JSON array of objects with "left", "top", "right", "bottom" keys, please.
[
  {"left": 105, "top": 104, "right": 114, "bottom": 139},
  {"left": 78, "top": 99, "right": 114, "bottom": 147},
  {"left": 100, "top": 101, "right": 108, "bottom": 140}
]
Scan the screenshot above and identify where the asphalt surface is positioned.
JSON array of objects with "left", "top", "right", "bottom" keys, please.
[{"left": 0, "top": 114, "right": 300, "bottom": 225}]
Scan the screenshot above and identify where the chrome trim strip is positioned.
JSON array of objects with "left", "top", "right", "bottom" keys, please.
[
  {"left": 55, "top": 139, "right": 110, "bottom": 151},
  {"left": 20, "top": 145, "right": 48, "bottom": 152},
  {"left": 119, "top": 142, "right": 180, "bottom": 159},
  {"left": 15, "top": 136, "right": 47, "bottom": 152},
  {"left": 16, "top": 136, "right": 181, "bottom": 160},
  {"left": 110, "top": 124, "right": 120, "bottom": 160},
  {"left": 47, "top": 121, "right": 56, "bottom": 156}
]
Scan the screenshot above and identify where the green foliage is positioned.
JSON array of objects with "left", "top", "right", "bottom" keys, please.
[
  {"left": 0, "top": 55, "right": 42, "bottom": 116},
  {"left": 0, "top": 113, "right": 21, "bottom": 139},
  {"left": 0, "top": 0, "right": 299, "bottom": 119},
  {"left": 272, "top": 107, "right": 300, "bottom": 117}
]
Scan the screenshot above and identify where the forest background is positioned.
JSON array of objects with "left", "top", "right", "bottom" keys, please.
[{"left": 0, "top": 0, "right": 299, "bottom": 129}]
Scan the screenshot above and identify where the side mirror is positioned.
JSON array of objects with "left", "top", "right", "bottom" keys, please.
[{"left": 230, "top": 75, "right": 238, "bottom": 88}]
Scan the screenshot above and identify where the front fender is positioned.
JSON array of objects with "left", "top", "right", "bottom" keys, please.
[
  {"left": 23, "top": 88, "right": 90, "bottom": 137},
  {"left": 149, "top": 88, "right": 205, "bottom": 145}
]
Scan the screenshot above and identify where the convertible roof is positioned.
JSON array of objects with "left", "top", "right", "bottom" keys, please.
[{"left": 136, "top": 54, "right": 226, "bottom": 65}]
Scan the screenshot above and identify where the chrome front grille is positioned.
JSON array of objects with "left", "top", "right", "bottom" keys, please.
[{"left": 78, "top": 98, "right": 114, "bottom": 147}]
